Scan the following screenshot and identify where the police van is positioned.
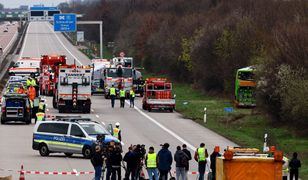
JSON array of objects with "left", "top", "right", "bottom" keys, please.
[{"left": 32, "top": 117, "right": 119, "bottom": 158}]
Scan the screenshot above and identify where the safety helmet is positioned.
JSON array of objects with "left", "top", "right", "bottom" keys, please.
[{"left": 115, "top": 122, "right": 120, "bottom": 127}]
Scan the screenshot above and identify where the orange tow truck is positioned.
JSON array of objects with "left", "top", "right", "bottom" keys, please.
[{"left": 142, "top": 78, "right": 175, "bottom": 112}]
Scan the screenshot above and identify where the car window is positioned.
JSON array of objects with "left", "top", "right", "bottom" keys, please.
[
  {"left": 80, "top": 123, "right": 109, "bottom": 135},
  {"left": 37, "top": 123, "right": 69, "bottom": 135},
  {"left": 70, "top": 124, "right": 85, "bottom": 137}
]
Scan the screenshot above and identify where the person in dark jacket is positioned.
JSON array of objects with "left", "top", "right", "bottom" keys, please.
[
  {"left": 91, "top": 145, "right": 103, "bottom": 180},
  {"left": 110, "top": 145, "right": 123, "bottom": 180},
  {"left": 157, "top": 143, "right": 173, "bottom": 180},
  {"left": 210, "top": 146, "right": 221, "bottom": 180},
  {"left": 174, "top": 146, "right": 188, "bottom": 180},
  {"left": 289, "top": 152, "right": 301, "bottom": 180},
  {"left": 124, "top": 146, "right": 139, "bottom": 180},
  {"left": 182, "top": 144, "right": 192, "bottom": 179}
]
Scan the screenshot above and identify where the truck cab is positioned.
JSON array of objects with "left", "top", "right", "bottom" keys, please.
[{"left": 1, "top": 93, "right": 31, "bottom": 124}]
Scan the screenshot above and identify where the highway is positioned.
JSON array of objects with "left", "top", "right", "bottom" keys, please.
[{"left": 0, "top": 22, "right": 237, "bottom": 180}]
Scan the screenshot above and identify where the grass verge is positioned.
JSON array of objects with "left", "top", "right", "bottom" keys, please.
[{"left": 142, "top": 71, "right": 308, "bottom": 178}]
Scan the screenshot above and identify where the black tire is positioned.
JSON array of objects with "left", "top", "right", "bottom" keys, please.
[
  {"left": 52, "top": 96, "right": 57, "bottom": 109},
  {"left": 104, "top": 94, "right": 109, "bottom": 99},
  {"left": 82, "top": 146, "right": 92, "bottom": 159},
  {"left": 39, "top": 144, "right": 50, "bottom": 156},
  {"left": 25, "top": 118, "right": 31, "bottom": 124},
  {"left": 169, "top": 108, "right": 174, "bottom": 113},
  {"left": 1, "top": 116, "right": 5, "bottom": 124},
  {"left": 64, "top": 153, "right": 73, "bottom": 157},
  {"left": 148, "top": 108, "right": 151, "bottom": 112},
  {"left": 142, "top": 104, "right": 146, "bottom": 110},
  {"left": 59, "top": 107, "right": 63, "bottom": 113},
  {"left": 140, "top": 92, "right": 144, "bottom": 97}
]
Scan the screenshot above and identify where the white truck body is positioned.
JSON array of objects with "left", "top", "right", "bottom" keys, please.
[{"left": 58, "top": 67, "right": 92, "bottom": 101}]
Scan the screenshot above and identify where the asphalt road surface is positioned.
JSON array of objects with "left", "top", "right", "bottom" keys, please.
[
  {"left": 0, "top": 22, "right": 18, "bottom": 54},
  {"left": 0, "top": 22, "right": 237, "bottom": 180}
]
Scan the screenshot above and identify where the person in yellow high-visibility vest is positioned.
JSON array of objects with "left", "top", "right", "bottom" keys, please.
[
  {"left": 113, "top": 122, "right": 122, "bottom": 141},
  {"left": 145, "top": 146, "right": 159, "bottom": 180},
  {"left": 35, "top": 111, "right": 45, "bottom": 123},
  {"left": 38, "top": 99, "right": 46, "bottom": 113},
  {"left": 110, "top": 85, "right": 116, "bottom": 108},
  {"left": 119, "top": 88, "right": 126, "bottom": 108},
  {"left": 194, "top": 143, "right": 208, "bottom": 180},
  {"left": 129, "top": 88, "right": 135, "bottom": 108}
]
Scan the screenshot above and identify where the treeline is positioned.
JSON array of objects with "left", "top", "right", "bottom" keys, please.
[{"left": 59, "top": 0, "right": 308, "bottom": 130}]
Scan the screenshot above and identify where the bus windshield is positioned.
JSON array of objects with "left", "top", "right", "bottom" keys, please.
[
  {"left": 106, "top": 68, "right": 132, "bottom": 78},
  {"left": 238, "top": 71, "right": 254, "bottom": 81}
]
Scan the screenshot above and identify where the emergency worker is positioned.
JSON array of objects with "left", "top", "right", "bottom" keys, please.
[
  {"left": 28, "top": 84, "right": 36, "bottom": 101},
  {"left": 145, "top": 146, "right": 159, "bottom": 180},
  {"left": 17, "top": 85, "right": 26, "bottom": 94},
  {"left": 38, "top": 99, "right": 46, "bottom": 112},
  {"left": 129, "top": 88, "right": 135, "bottom": 108},
  {"left": 282, "top": 156, "right": 289, "bottom": 180},
  {"left": 110, "top": 85, "right": 116, "bottom": 108},
  {"left": 119, "top": 88, "right": 125, "bottom": 108},
  {"left": 194, "top": 143, "right": 208, "bottom": 180},
  {"left": 113, "top": 122, "right": 122, "bottom": 142},
  {"left": 35, "top": 111, "right": 45, "bottom": 123}
]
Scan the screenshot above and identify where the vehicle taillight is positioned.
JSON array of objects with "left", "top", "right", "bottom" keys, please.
[
  {"left": 128, "top": 78, "right": 133, "bottom": 82},
  {"left": 107, "top": 77, "right": 112, "bottom": 81},
  {"left": 1, "top": 107, "right": 5, "bottom": 112}
]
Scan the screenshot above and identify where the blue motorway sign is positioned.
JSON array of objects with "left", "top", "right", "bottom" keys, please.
[
  {"left": 54, "top": 14, "right": 77, "bottom": 32},
  {"left": 30, "top": 7, "right": 59, "bottom": 11}
]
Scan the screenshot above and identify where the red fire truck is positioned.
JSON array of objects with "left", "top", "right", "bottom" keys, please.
[
  {"left": 40, "top": 55, "right": 66, "bottom": 96},
  {"left": 142, "top": 78, "right": 175, "bottom": 112}
]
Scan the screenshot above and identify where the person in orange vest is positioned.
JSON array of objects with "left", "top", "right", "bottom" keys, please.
[
  {"left": 17, "top": 85, "right": 26, "bottom": 94},
  {"left": 28, "top": 84, "right": 36, "bottom": 101}
]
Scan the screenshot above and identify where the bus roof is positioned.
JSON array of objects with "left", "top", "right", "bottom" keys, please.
[{"left": 237, "top": 66, "right": 256, "bottom": 72}]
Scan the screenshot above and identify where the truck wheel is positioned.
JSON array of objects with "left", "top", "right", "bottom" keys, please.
[
  {"left": 104, "top": 94, "right": 109, "bottom": 99},
  {"left": 52, "top": 96, "right": 57, "bottom": 109},
  {"left": 39, "top": 144, "right": 50, "bottom": 156},
  {"left": 142, "top": 104, "right": 147, "bottom": 110},
  {"left": 1, "top": 116, "right": 5, "bottom": 124},
  {"left": 59, "top": 107, "right": 63, "bottom": 113},
  {"left": 25, "top": 118, "right": 31, "bottom": 124},
  {"left": 148, "top": 108, "right": 151, "bottom": 112},
  {"left": 169, "top": 108, "right": 174, "bottom": 113},
  {"left": 82, "top": 146, "right": 92, "bottom": 159}
]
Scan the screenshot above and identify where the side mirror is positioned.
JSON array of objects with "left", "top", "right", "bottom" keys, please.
[{"left": 107, "top": 123, "right": 113, "bottom": 135}]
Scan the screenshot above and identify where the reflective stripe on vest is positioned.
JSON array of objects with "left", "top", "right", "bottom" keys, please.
[
  {"left": 113, "top": 128, "right": 120, "bottom": 138},
  {"left": 26, "top": 79, "right": 31, "bottom": 86},
  {"left": 198, "top": 147, "right": 206, "bottom": 161},
  {"left": 147, "top": 153, "right": 157, "bottom": 168},
  {"left": 120, "top": 90, "right": 125, "bottom": 97},
  {"left": 31, "top": 79, "right": 37, "bottom": 86},
  {"left": 110, "top": 87, "right": 116, "bottom": 96},
  {"left": 36, "top": 112, "right": 45, "bottom": 121},
  {"left": 130, "top": 90, "right": 135, "bottom": 97}
]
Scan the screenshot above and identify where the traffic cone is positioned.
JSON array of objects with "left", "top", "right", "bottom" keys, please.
[{"left": 19, "top": 165, "right": 25, "bottom": 180}]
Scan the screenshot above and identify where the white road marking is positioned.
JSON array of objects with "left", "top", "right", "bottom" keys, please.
[
  {"left": 46, "top": 22, "right": 82, "bottom": 65},
  {"left": 96, "top": 115, "right": 99, "bottom": 118},
  {"left": 101, "top": 121, "right": 105, "bottom": 125},
  {"left": 91, "top": 109, "right": 94, "bottom": 112},
  {"left": 125, "top": 101, "right": 196, "bottom": 151},
  {"left": 46, "top": 109, "right": 49, "bottom": 112},
  {"left": 19, "top": 23, "right": 30, "bottom": 57}
]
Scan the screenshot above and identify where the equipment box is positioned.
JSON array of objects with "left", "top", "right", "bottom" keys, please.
[{"left": 216, "top": 156, "right": 282, "bottom": 180}]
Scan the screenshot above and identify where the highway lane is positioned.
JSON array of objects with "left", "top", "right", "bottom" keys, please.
[
  {"left": 0, "top": 21, "right": 237, "bottom": 179},
  {"left": 0, "top": 23, "right": 18, "bottom": 53}
]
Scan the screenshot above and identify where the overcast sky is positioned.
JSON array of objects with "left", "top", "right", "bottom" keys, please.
[{"left": 0, "top": 0, "right": 67, "bottom": 8}]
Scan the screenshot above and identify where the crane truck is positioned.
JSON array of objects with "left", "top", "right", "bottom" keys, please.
[
  {"left": 52, "top": 64, "right": 92, "bottom": 113},
  {"left": 39, "top": 55, "right": 66, "bottom": 96}
]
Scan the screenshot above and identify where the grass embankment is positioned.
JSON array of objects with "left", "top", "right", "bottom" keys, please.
[{"left": 142, "top": 71, "right": 308, "bottom": 178}]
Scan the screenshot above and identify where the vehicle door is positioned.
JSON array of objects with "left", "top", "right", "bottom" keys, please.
[{"left": 67, "top": 124, "right": 87, "bottom": 154}]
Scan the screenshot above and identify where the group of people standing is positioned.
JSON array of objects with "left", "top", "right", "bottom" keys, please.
[
  {"left": 91, "top": 140, "right": 222, "bottom": 180},
  {"left": 109, "top": 85, "right": 135, "bottom": 108}
]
